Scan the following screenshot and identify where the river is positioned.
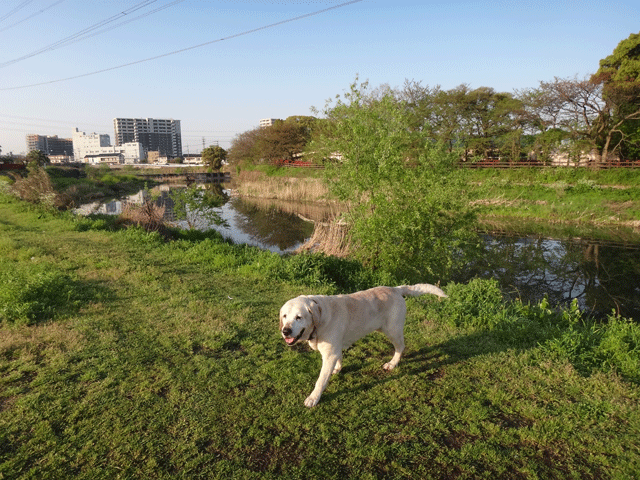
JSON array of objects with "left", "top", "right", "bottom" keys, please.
[{"left": 76, "top": 186, "right": 640, "bottom": 321}]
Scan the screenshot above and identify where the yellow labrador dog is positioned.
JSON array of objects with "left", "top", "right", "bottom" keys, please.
[{"left": 280, "top": 284, "right": 447, "bottom": 407}]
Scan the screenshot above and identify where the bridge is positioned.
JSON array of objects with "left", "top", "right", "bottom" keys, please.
[{"left": 134, "top": 171, "right": 231, "bottom": 183}]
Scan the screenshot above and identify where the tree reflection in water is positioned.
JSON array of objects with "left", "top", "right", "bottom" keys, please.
[{"left": 456, "top": 235, "right": 640, "bottom": 320}]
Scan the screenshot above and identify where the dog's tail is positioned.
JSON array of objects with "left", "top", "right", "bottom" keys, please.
[{"left": 394, "top": 283, "right": 447, "bottom": 298}]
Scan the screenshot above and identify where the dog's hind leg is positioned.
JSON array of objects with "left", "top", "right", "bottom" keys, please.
[
  {"left": 382, "top": 333, "right": 405, "bottom": 371},
  {"left": 381, "top": 311, "right": 406, "bottom": 371}
]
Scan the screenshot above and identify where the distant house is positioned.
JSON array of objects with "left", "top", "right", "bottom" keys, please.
[{"left": 260, "top": 118, "right": 277, "bottom": 128}]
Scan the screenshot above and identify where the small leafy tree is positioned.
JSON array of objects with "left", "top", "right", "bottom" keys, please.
[
  {"left": 202, "top": 145, "right": 226, "bottom": 171},
  {"left": 310, "top": 79, "right": 478, "bottom": 282}
]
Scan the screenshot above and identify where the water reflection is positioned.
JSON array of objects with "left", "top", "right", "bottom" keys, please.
[
  {"left": 76, "top": 186, "right": 640, "bottom": 320},
  {"left": 457, "top": 235, "right": 640, "bottom": 320}
]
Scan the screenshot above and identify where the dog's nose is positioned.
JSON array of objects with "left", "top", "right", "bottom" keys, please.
[{"left": 282, "top": 327, "right": 292, "bottom": 337}]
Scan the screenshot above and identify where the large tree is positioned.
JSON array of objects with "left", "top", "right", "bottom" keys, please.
[
  {"left": 258, "top": 118, "right": 313, "bottom": 163},
  {"left": 227, "top": 127, "right": 263, "bottom": 166},
  {"left": 519, "top": 76, "right": 604, "bottom": 164},
  {"left": 592, "top": 31, "right": 640, "bottom": 160}
]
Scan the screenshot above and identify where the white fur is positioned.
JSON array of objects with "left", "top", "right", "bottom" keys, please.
[{"left": 279, "top": 284, "right": 447, "bottom": 407}]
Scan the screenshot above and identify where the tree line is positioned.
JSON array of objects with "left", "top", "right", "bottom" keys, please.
[{"left": 228, "top": 31, "right": 640, "bottom": 167}]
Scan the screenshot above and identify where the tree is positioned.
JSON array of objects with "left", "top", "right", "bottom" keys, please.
[
  {"left": 310, "top": 79, "right": 477, "bottom": 282},
  {"left": 227, "top": 127, "right": 263, "bottom": 166},
  {"left": 258, "top": 119, "right": 312, "bottom": 163},
  {"left": 25, "top": 149, "right": 50, "bottom": 167},
  {"left": 201, "top": 145, "right": 226, "bottom": 171},
  {"left": 518, "top": 77, "right": 605, "bottom": 164},
  {"left": 592, "top": 31, "right": 640, "bottom": 160},
  {"left": 401, "top": 81, "right": 526, "bottom": 162}
]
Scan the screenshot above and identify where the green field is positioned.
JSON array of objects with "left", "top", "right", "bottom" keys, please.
[{"left": 1, "top": 184, "right": 639, "bottom": 479}]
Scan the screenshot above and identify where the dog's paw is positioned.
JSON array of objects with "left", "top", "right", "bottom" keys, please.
[
  {"left": 332, "top": 361, "right": 342, "bottom": 375},
  {"left": 304, "top": 394, "right": 320, "bottom": 408},
  {"left": 382, "top": 362, "right": 396, "bottom": 371}
]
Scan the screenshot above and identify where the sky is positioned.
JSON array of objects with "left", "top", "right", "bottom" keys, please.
[{"left": 1, "top": 0, "right": 638, "bottom": 156}]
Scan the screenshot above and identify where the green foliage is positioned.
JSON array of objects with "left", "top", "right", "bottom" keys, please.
[
  {"left": 543, "top": 303, "right": 640, "bottom": 383},
  {"left": 313, "top": 79, "right": 478, "bottom": 281},
  {"left": 439, "top": 278, "right": 507, "bottom": 328},
  {"left": 25, "top": 149, "right": 49, "bottom": 167},
  {"left": 266, "top": 252, "right": 395, "bottom": 293},
  {"left": 201, "top": 145, "right": 227, "bottom": 171}
]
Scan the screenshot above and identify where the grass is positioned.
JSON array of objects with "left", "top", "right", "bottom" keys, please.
[
  {"left": 1, "top": 187, "right": 640, "bottom": 479},
  {"left": 459, "top": 168, "right": 640, "bottom": 233}
]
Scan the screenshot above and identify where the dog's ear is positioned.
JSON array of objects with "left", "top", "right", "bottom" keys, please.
[{"left": 306, "top": 298, "right": 323, "bottom": 327}]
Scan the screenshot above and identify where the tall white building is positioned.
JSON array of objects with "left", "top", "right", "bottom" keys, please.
[
  {"left": 72, "top": 128, "right": 143, "bottom": 164},
  {"left": 113, "top": 118, "right": 182, "bottom": 158}
]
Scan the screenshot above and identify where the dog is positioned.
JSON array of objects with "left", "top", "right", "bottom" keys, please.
[{"left": 279, "top": 284, "right": 447, "bottom": 407}]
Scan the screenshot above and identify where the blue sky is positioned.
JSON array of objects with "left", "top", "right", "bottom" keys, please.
[{"left": 1, "top": 0, "right": 638, "bottom": 155}]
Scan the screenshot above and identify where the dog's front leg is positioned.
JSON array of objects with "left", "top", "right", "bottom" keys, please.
[{"left": 304, "top": 349, "right": 340, "bottom": 407}]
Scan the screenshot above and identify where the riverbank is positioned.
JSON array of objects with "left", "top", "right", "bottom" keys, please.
[
  {"left": 234, "top": 166, "right": 640, "bottom": 242},
  {"left": 1, "top": 189, "right": 639, "bottom": 478}
]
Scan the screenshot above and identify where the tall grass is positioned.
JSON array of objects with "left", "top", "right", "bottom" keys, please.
[{"left": 236, "top": 170, "right": 331, "bottom": 203}]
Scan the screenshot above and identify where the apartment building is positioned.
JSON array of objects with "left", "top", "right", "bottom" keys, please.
[
  {"left": 26, "top": 134, "right": 73, "bottom": 156},
  {"left": 72, "top": 128, "right": 143, "bottom": 164},
  {"left": 113, "top": 118, "right": 182, "bottom": 158}
]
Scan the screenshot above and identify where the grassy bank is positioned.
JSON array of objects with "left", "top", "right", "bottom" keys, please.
[
  {"left": 1, "top": 188, "right": 640, "bottom": 479},
  {"left": 465, "top": 168, "right": 640, "bottom": 233},
  {"left": 231, "top": 167, "right": 640, "bottom": 240}
]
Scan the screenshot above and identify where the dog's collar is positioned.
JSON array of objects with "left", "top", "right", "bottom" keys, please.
[{"left": 309, "top": 299, "right": 319, "bottom": 340}]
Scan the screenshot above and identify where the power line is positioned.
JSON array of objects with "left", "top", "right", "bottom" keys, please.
[
  {"left": 0, "top": 0, "right": 161, "bottom": 68},
  {"left": 0, "top": 0, "right": 35, "bottom": 23},
  {"left": 0, "top": 0, "right": 66, "bottom": 34},
  {"left": 0, "top": 0, "right": 363, "bottom": 91}
]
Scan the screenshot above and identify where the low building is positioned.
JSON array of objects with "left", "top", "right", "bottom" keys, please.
[
  {"left": 73, "top": 128, "right": 143, "bottom": 164},
  {"left": 83, "top": 153, "right": 123, "bottom": 165},
  {"left": 260, "top": 118, "right": 277, "bottom": 128}
]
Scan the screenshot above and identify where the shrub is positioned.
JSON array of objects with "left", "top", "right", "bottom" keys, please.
[
  {"left": 543, "top": 306, "right": 640, "bottom": 383},
  {"left": 267, "top": 252, "right": 394, "bottom": 293},
  {"left": 439, "top": 278, "right": 507, "bottom": 328}
]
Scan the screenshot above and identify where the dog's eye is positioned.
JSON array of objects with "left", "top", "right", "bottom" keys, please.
[{"left": 295, "top": 315, "right": 301, "bottom": 320}]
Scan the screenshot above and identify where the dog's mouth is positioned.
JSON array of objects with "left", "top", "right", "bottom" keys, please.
[{"left": 284, "top": 328, "right": 305, "bottom": 346}]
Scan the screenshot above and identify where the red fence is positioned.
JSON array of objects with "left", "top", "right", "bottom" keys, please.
[
  {"left": 458, "top": 160, "right": 640, "bottom": 169},
  {"left": 0, "top": 163, "right": 26, "bottom": 171},
  {"left": 272, "top": 159, "right": 640, "bottom": 170}
]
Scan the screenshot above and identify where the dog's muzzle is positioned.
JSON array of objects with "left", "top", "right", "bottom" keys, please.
[{"left": 282, "top": 327, "right": 305, "bottom": 346}]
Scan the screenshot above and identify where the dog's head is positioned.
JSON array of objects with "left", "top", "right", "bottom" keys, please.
[{"left": 279, "top": 296, "right": 321, "bottom": 346}]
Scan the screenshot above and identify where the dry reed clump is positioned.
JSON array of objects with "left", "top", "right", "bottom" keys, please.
[
  {"left": 11, "top": 166, "right": 73, "bottom": 210},
  {"left": 236, "top": 170, "right": 329, "bottom": 203},
  {"left": 117, "top": 200, "right": 172, "bottom": 238},
  {"left": 296, "top": 218, "right": 352, "bottom": 257}
]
